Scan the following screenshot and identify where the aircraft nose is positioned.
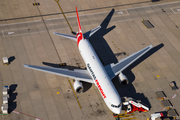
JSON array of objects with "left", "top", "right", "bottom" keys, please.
[{"left": 112, "top": 107, "right": 121, "bottom": 114}]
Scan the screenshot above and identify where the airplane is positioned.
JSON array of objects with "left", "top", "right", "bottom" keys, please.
[{"left": 24, "top": 7, "right": 153, "bottom": 114}]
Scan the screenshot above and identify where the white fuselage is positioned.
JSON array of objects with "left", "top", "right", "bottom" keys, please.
[{"left": 78, "top": 37, "right": 122, "bottom": 114}]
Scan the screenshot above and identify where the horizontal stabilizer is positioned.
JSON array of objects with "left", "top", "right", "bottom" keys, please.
[
  {"left": 53, "top": 32, "right": 77, "bottom": 41},
  {"left": 83, "top": 26, "right": 101, "bottom": 39}
]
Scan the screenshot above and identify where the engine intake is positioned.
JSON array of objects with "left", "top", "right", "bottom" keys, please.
[
  {"left": 118, "top": 72, "right": 129, "bottom": 85},
  {"left": 73, "top": 80, "right": 84, "bottom": 93}
]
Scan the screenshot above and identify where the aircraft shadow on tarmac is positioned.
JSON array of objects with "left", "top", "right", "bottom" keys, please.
[
  {"left": 42, "top": 62, "right": 92, "bottom": 92},
  {"left": 89, "top": 8, "right": 117, "bottom": 66},
  {"left": 42, "top": 61, "right": 86, "bottom": 70},
  {"left": 88, "top": 8, "right": 164, "bottom": 109}
]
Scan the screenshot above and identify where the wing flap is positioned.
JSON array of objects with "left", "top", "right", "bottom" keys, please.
[
  {"left": 105, "top": 45, "right": 153, "bottom": 79},
  {"left": 24, "top": 64, "right": 94, "bottom": 83}
]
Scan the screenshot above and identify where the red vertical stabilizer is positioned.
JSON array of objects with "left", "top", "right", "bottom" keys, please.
[
  {"left": 76, "top": 7, "right": 82, "bottom": 32},
  {"left": 76, "top": 7, "right": 83, "bottom": 46}
]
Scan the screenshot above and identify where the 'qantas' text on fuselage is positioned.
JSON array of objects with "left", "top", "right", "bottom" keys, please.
[{"left": 87, "top": 63, "right": 96, "bottom": 80}]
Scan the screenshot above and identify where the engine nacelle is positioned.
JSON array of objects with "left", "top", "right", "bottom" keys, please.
[
  {"left": 73, "top": 80, "right": 84, "bottom": 93},
  {"left": 118, "top": 72, "right": 129, "bottom": 85}
]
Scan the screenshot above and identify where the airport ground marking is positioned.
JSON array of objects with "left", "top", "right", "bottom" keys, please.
[
  {"left": 116, "top": 9, "right": 129, "bottom": 16},
  {"left": 171, "top": 7, "right": 180, "bottom": 14},
  {"left": 12, "top": 110, "right": 42, "bottom": 120},
  {"left": 1, "top": 1, "right": 178, "bottom": 38},
  {"left": 45, "top": 11, "right": 108, "bottom": 21},
  {"left": 146, "top": 10, "right": 154, "bottom": 13},
  {"left": 47, "top": 12, "right": 131, "bottom": 21},
  {"left": 0, "top": 20, "right": 41, "bottom": 26},
  {"left": 0, "top": 1, "right": 178, "bottom": 28},
  {"left": 116, "top": 19, "right": 134, "bottom": 23},
  {"left": 2, "top": 31, "right": 4, "bottom": 37},
  {"left": 54, "top": 0, "right": 75, "bottom": 34},
  {"left": 127, "top": 1, "right": 180, "bottom": 10},
  {"left": 68, "top": 78, "right": 82, "bottom": 109},
  {"left": 171, "top": 8, "right": 176, "bottom": 14},
  {"left": 3, "top": 0, "right": 177, "bottom": 25},
  {"left": 1, "top": 18, "right": 132, "bottom": 37},
  {"left": 2, "top": 30, "right": 45, "bottom": 37},
  {"left": 171, "top": 94, "right": 177, "bottom": 99}
]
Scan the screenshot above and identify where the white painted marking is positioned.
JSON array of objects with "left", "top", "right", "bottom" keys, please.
[
  {"left": 0, "top": 1, "right": 179, "bottom": 28},
  {"left": 2, "top": 18, "right": 132, "bottom": 37},
  {"left": 35, "top": 118, "right": 42, "bottom": 120},
  {"left": 2, "top": 27, "right": 70, "bottom": 37},
  {"left": 2, "top": 31, "right": 4, "bottom": 37},
  {"left": 2, "top": 30, "right": 45, "bottom": 37},
  {"left": 116, "top": 19, "right": 133, "bottom": 23},
  {"left": 8, "top": 32, "right": 14, "bottom": 35},
  {"left": 116, "top": 10, "right": 129, "bottom": 16},
  {"left": 161, "top": 107, "right": 166, "bottom": 111},
  {"left": 171, "top": 8, "right": 176, "bottom": 14},
  {"left": 49, "top": 28, "right": 69, "bottom": 31},
  {"left": 46, "top": 11, "right": 110, "bottom": 21},
  {"left": 46, "top": 17, "right": 63, "bottom": 21},
  {"left": 127, "top": 1, "right": 180, "bottom": 10},
  {"left": 3, "top": 28, "right": 27, "bottom": 31},
  {"left": 0, "top": 20, "right": 41, "bottom": 26},
  {"left": 47, "top": 10, "right": 129, "bottom": 20},
  {"left": 48, "top": 24, "right": 56, "bottom": 26},
  {"left": 170, "top": 7, "right": 180, "bottom": 14},
  {"left": 146, "top": 10, "right": 154, "bottom": 13},
  {"left": 125, "top": 9, "right": 129, "bottom": 15},
  {"left": 118, "top": 11, "right": 123, "bottom": 14},
  {"left": 171, "top": 94, "right": 176, "bottom": 99},
  {"left": 13, "top": 111, "right": 19, "bottom": 114},
  {"left": 0, "top": 1, "right": 178, "bottom": 29}
]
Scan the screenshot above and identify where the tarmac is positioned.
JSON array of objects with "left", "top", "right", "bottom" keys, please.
[{"left": 0, "top": 0, "right": 180, "bottom": 120}]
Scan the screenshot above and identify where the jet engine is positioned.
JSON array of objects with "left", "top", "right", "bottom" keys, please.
[
  {"left": 73, "top": 80, "right": 84, "bottom": 93},
  {"left": 118, "top": 72, "right": 129, "bottom": 85}
]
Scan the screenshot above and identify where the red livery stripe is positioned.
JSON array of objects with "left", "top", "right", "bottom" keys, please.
[
  {"left": 77, "top": 32, "right": 83, "bottom": 46},
  {"left": 76, "top": 7, "right": 83, "bottom": 47},
  {"left": 76, "top": 7, "right": 81, "bottom": 32},
  {"left": 95, "top": 79, "right": 107, "bottom": 98}
]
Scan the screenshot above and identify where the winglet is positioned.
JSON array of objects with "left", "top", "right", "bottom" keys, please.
[{"left": 76, "top": 7, "right": 82, "bottom": 32}]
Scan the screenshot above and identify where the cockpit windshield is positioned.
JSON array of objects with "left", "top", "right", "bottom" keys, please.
[{"left": 111, "top": 103, "right": 121, "bottom": 108}]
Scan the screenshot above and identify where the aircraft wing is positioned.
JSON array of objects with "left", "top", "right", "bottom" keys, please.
[
  {"left": 24, "top": 64, "right": 94, "bottom": 83},
  {"left": 105, "top": 45, "right": 153, "bottom": 79}
]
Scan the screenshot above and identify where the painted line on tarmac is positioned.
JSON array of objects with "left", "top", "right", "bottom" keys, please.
[
  {"left": 171, "top": 7, "right": 180, "bottom": 14},
  {"left": 1, "top": 19, "right": 132, "bottom": 37},
  {"left": 0, "top": 20, "right": 42, "bottom": 26},
  {"left": 2, "top": 31, "right": 4, "bottom": 37},
  {"left": 127, "top": 1, "right": 180, "bottom": 10},
  {"left": 0, "top": 1, "right": 179, "bottom": 28}
]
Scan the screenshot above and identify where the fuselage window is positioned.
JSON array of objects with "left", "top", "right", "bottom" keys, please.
[{"left": 111, "top": 104, "right": 121, "bottom": 108}]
